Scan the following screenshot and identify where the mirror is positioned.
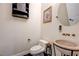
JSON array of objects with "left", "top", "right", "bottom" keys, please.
[{"left": 57, "top": 3, "right": 79, "bottom": 26}]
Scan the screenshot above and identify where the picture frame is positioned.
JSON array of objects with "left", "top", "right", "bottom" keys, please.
[
  {"left": 12, "top": 3, "right": 29, "bottom": 19},
  {"left": 43, "top": 6, "right": 52, "bottom": 23}
]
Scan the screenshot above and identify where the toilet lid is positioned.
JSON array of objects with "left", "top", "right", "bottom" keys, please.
[{"left": 31, "top": 45, "right": 42, "bottom": 51}]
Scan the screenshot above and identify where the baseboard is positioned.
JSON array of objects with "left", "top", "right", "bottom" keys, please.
[{"left": 12, "top": 50, "right": 29, "bottom": 56}]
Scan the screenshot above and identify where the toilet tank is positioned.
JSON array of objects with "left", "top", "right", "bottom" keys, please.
[{"left": 39, "top": 40, "right": 48, "bottom": 47}]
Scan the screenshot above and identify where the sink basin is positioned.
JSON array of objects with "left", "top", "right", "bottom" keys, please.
[
  {"left": 54, "top": 39, "right": 79, "bottom": 51},
  {"left": 53, "top": 40, "right": 79, "bottom": 56},
  {"left": 55, "top": 40, "right": 77, "bottom": 47}
]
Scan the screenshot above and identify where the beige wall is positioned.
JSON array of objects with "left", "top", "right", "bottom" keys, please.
[
  {"left": 41, "top": 3, "right": 60, "bottom": 40},
  {"left": 41, "top": 3, "right": 79, "bottom": 55},
  {"left": 0, "top": 3, "right": 41, "bottom": 55}
]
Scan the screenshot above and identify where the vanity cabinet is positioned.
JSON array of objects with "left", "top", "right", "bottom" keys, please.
[{"left": 45, "top": 43, "right": 52, "bottom": 56}]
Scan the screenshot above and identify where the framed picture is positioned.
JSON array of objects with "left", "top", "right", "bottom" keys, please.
[
  {"left": 43, "top": 6, "right": 52, "bottom": 23},
  {"left": 12, "top": 3, "right": 29, "bottom": 19}
]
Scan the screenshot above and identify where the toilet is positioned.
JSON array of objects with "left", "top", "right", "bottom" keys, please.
[{"left": 30, "top": 40, "right": 48, "bottom": 55}]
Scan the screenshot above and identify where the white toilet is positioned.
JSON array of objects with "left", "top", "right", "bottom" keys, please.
[{"left": 30, "top": 40, "right": 48, "bottom": 55}]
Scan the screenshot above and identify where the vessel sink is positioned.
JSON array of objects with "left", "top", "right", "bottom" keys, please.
[{"left": 55, "top": 40, "right": 77, "bottom": 47}]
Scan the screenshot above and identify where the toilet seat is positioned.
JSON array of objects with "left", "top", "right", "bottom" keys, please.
[
  {"left": 30, "top": 45, "right": 45, "bottom": 55},
  {"left": 31, "top": 45, "right": 42, "bottom": 51}
]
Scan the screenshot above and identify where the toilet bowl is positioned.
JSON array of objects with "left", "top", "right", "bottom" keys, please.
[{"left": 30, "top": 40, "right": 48, "bottom": 55}]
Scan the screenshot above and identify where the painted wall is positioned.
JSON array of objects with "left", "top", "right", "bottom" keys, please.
[
  {"left": 0, "top": 3, "right": 41, "bottom": 56},
  {"left": 41, "top": 3, "right": 60, "bottom": 40},
  {"left": 41, "top": 3, "right": 79, "bottom": 55}
]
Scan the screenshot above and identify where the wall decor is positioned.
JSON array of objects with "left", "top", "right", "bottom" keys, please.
[
  {"left": 43, "top": 6, "right": 52, "bottom": 23},
  {"left": 12, "top": 3, "right": 29, "bottom": 19}
]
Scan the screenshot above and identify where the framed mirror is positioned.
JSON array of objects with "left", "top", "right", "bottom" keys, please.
[{"left": 57, "top": 3, "right": 79, "bottom": 26}]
